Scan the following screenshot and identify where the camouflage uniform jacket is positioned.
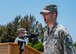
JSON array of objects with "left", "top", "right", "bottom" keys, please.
[{"left": 43, "top": 22, "right": 75, "bottom": 54}]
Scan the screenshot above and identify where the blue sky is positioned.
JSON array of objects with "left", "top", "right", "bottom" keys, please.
[{"left": 0, "top": 0, "right": 76, "bottom": 42}]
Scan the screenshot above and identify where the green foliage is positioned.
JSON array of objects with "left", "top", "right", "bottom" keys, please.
[
  {"left": 28, "top": 42, "right": 43, "bottom": 52},
  {"left": 0, "top": 15, "right": 22, "bottom": 42},
  {"left": 73, "top": 42, "right": 76, "bottom": 49},
  {"left": 33, "top": 42, "right": 43, "bottom": 52},
  {"left": 28, "top": 42, "right": 33, "bottom": 47}
]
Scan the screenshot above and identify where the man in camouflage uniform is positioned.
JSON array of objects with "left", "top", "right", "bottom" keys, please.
[{"left": 40, "top": 4, "right": 76, "bottom": 54}]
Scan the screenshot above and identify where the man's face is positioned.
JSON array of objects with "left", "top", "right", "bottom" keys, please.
[{"left": 41, "top": 12, "right": 53, "bottom": 24}]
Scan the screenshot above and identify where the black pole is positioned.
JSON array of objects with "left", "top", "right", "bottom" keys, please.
[
  {"left": 18, "top": 40, "right": 24, "bottom": 54},
  {"left": 20, "top": 50, "right": 23, "bottom": 54},
  {"left": 19, "top": 45, "right": 23, "bottom": 54}
]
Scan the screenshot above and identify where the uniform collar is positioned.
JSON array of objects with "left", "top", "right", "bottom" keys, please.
[
  {"left": 50, "top": 21, "right": 58, "bottom": 31},
  {"left": 47, "top": 21, "right": 58, "bottom": 35},
  {"left": 52, "top": 21, "right": 58, "bottom": 30}
]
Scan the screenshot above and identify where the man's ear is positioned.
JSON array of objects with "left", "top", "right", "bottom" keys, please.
[{"left": 52, "top": 13, "right": 56, "bottom": 19}]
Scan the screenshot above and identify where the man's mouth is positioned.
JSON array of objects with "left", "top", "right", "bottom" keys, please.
[{"left": 44, "top": 18, "right": 46, "bottom": 21}]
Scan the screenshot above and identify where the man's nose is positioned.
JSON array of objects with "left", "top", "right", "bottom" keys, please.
[{"left": 43, "top": 15, "right": 47, "bottom": 18}]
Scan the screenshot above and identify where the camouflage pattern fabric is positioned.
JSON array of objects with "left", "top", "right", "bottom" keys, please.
[{"left": 43, "top": 22, "right": 76, "bottom": 54}]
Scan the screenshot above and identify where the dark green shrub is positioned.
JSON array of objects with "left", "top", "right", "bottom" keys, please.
[{"left": 33, "top": 42, "right": 43, "bottom": 52}]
